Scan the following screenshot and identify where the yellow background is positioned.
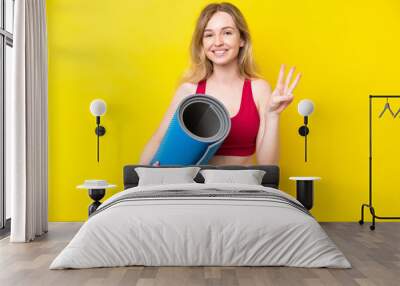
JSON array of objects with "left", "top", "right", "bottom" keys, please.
[{"left": 47, "top": 0, "right": 400, "bottom": 221}]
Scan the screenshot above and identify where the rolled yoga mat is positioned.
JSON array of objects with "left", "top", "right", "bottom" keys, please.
[{"left": 150, "top": 94, "right": 231, "bottom": 165}]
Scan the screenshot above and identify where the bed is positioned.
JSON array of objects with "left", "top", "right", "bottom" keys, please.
[{"left": 50, "top": 165, "right": 351, "bottom": 269}]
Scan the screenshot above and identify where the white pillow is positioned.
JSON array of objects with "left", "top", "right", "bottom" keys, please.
[
  {"left": 200, "top": 169, "right": 266, "bottom": 185},
  {"left": 135, "top": 167, "right": 201, "bottom": 186}
]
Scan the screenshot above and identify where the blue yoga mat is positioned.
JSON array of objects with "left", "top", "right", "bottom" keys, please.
[{"left": 151, "top": 95, "right": 231, "bottom": 165}]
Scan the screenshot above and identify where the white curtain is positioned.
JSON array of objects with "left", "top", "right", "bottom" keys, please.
[{"left": 8, "top": 0, "right": 48, "bottom": 242}]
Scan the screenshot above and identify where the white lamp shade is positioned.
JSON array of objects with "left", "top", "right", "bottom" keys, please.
[
  {"left": 298, "top": 99, "right": 314, "bottom": 116},
  {"left": 90, "top": 99, "right": 107, "bottom": 116}
]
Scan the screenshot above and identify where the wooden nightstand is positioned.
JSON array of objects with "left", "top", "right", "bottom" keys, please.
[
  {"left": 77, "top": 181, "right": 116, "bottom": 216},
  {"left": 289, "top": 177, "right": 321, "bottom": 210}
]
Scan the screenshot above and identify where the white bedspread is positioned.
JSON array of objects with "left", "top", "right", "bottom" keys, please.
[{"left": 50, "top": 183, "right": 351, "bottom": 269}]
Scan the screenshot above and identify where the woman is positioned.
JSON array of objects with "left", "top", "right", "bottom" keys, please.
[{"left": 139, "top": 2, "right": 301, "bottom": 166}]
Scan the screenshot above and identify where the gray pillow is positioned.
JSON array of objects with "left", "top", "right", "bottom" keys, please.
[
  {"left": 200, "top": 169, "right": 266, "bottom": 185},
  {"left": 135, "top": 167, "right": 201, "bottom": 186}
]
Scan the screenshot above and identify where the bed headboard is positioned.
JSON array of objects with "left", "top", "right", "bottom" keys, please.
[{"left": 123, "top": 165, "right": 280, "bottom": 189}]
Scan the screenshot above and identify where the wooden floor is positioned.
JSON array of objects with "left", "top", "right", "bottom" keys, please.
[{"left": 0, "top": 222, "right": 399, "bottom": 286}]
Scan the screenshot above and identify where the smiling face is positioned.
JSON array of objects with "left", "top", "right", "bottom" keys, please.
[{"left": 202, "top": 11, "right": 245, "bottom": 67}]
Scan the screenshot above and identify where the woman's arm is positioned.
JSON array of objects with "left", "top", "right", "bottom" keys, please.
[
  {"left": 139, "top": 83, "right": 195, "bottom": 164},
  {"left": 254, "top": 81, "right": 280, "bottom": 165},
  {"left": 254, "top": 65, "right": 301, "bottom": 165}
]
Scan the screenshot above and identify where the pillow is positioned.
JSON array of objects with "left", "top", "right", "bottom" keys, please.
[
  {"left": 135, "top": 167, "right": 201, "bottom": 186},
  {"left": 200, "top": 169, "right": 266, "bottom": 185}
]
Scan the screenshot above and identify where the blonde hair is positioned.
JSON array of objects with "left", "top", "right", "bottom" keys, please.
[{"left": 181, "top": 2, "right": 260, "bottom": 84}]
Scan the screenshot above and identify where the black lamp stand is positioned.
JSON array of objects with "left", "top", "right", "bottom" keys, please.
[
  {"left": 95, "top": 116, "right": 106, "bottom": 162},
  {"left": 298, "top": 116, "right": 309, "bottom": 162}
]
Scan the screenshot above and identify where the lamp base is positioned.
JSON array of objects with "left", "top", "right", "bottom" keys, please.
[
  {"left": 298, "top": 126, "right": 309, "bottom": 136},
  {"left": 95, "top": 126, "right": 106, "bottom": 136}
]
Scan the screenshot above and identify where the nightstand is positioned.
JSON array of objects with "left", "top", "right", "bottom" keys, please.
[
  {"left": 289, "top": 177, "right": 321, "bottom": 210},
  {"left": 77, "top": 180, "right": 116, "bottom": 216}
]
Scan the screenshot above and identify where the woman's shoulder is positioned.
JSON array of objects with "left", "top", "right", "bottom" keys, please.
[
  {"left": 250, "top": 77, "right": 272, "bottom": 94},
  {"left": 178, "top": 82, "right": 198, "bottom": 93},
  {"left": 172, "top": 82, "right": 198, "bottom": 102},
  {"left": 249, "top": 78, "right": 272, "bottom": 109}
]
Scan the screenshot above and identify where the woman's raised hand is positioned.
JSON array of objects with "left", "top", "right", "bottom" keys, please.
[{"left": 267, "top": 64, "right": 301, "bottom": 116}]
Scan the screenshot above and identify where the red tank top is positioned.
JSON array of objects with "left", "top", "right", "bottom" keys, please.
[{"left": 196, "top": 79, "right": 260, "bottom": 156}]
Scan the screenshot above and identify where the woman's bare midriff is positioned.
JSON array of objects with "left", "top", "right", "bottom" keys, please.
[{"left": 208, "top": 155, "right": 255, "bottom": 166}]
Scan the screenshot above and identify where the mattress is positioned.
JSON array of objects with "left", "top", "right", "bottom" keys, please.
[{"left": 50, "top": 183, "right": 351, "bottom": 269}]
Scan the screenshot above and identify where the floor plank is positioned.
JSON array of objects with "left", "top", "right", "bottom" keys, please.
[{"left": 0, "top": 222, "right": 399, "bottom": 286}]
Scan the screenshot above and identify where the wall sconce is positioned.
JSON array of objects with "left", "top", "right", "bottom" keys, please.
[
  {"left": 90, "top": 99, "right": 107, "bottom": 162},
  {"left": 297, "top": 99, "right": 314, "bottom": 162}
]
